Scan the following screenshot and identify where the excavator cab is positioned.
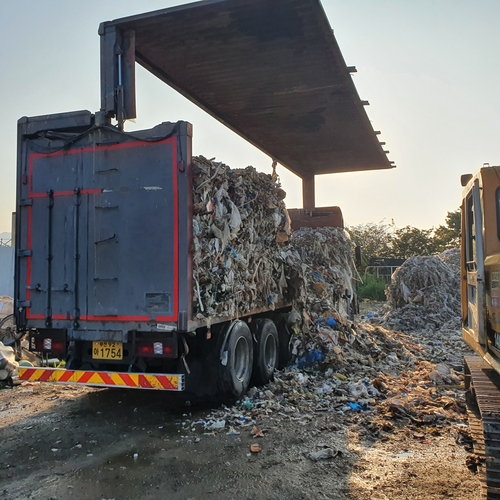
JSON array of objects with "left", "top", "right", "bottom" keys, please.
[
  {"left": 461, "top": 166, "right": 500, "bottom": 370},
  {"left": 461, "top": 165, "right": 500, "bottom": 499}
]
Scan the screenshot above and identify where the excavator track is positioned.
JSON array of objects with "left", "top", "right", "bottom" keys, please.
[{"left": 465, "top": 356, "right": 500, "bottom": 499}]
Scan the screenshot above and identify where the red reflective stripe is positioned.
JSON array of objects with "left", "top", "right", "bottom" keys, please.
[
  {"left": 58, "top": 370, "right": 74, "bottom": 383},
  {"left": 138, "top": 375, "right": 153, "bottom": 389},
  {"left": 78, "top": 371, "right": 94, "bottom": 384},
  {"left": 119, "top": 373, "right": 136, "bottom": 387},
  {"left": 19, "top": 368, "right": 35, "bottom": 380},
  {"left": 99, "top": 372, "right": 114, "bottom": 386},
  {"left": 157, "top": 376, "right": 175, "bottom": 390},
  {"left": 172, "top": 146, "right": 179, "bottom": 320},
  {"left": 26, "top": 314, "right": 44, "bottom": 320},
  {"left": 30, "top": 189, "right": 102, "bottom": 199},
  {"left": 39, "top": 370, "right": 54, "bottom": 382},
  {"left": 26, "top": 205, "right": 32, "bottom": 305},
  {"left": 83, "top": 315, "right": 150, "bottom": 322}
]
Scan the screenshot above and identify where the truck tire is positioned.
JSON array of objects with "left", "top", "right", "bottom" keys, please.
[
  {"left": 219, "top": 320, "right": 253, "bottom": 398},
  {"left": 275, "top": 314, "right": 293, "bottom": 369},
  {"left": 251, "top": 319, "right": 278, "bottom": 385}
]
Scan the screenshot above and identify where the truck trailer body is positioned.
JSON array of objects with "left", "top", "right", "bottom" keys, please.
[{"left": 15, "top": 111, "right": 295, "bottom": 395}]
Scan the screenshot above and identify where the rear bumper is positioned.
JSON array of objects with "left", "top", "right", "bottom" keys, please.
[{"left": 17, "top": 367, "right": 185, "bottom": 391}]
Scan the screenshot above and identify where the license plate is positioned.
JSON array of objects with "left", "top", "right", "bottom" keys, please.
[{"left": 92, "top": 341, "right": 123, "bottom": 360}]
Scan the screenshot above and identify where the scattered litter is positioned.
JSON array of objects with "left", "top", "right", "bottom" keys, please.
[
  {"left": 250, "top": 444, "right": 262, "bottom": 453},
  {"left": 205, "top": 419, "right": 226, "bottom": 431},
  {"left": 306, "top": 448, "right": 340, "bottom": 461},
  {"left": 250, "top": 426, "right": 264, "bottom": 437},
  {"left": 0, "top": 341, "right": 18, "bottom": 381}
]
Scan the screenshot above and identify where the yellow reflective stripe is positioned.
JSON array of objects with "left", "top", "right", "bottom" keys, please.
[
  {"left": 68, "top": 371, "right": 84, "bottom": 383},
  {"left": 17, "top": 368, "right": 182, "bottom": 390},
  {"left": 128, "top": 374, "right": 139, "bottom": 387},
  {"left": 111, "top": 373, "right": 128, "bottom": 387},
  {"left": 145, "top": 375, "right": 164, "bottom": 390},
  {"left": 48, "top": 371, "right": 62, "bottom": 382},
  {"left": 167, "top": 376, "right": 179, "bottom": 389}
]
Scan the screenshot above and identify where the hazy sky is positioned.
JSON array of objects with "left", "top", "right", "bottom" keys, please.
[{"left": 1, "top": 0, "right": 499, "bottom": 233}]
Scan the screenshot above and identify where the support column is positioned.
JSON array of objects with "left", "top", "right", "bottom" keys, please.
[{"left": 302, "top": 175, "right": 315, "bottom": 211}]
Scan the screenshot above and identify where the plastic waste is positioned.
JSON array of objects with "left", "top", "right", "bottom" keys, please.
[
  {"left": 327, "top": 317, "right": 337, "bottom": 328},
  {"left": 297, "top": 349, "right": 324, "bottom": 369},
  {"left": 0, "top": 341, "right": 18, "bottom": 381},
  {"left": 306, "top": 448, "right": 339, "bottom": 461},
  {"left": 347, "top": 402, "right": 365, "bottom": 412},
  {"left": 205, "top": 419, "right": 226, "bottom": 430}
]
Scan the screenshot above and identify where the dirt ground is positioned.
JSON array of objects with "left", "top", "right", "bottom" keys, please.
[{"left": 0, "top": 377, "right": 482, "bottom": 500}]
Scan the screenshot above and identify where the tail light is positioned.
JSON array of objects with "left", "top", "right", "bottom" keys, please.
[
  {"left": 136, "top": 341, "right": 176, "bottom": 358},
  {"left": 33, "top": 337, "right": 66, "bottom": 356}
]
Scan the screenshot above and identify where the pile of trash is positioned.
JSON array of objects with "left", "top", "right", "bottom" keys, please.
[
  {"left": 186, "top": 321, "right": 469, "bottom": 444},
  {"left": 191, "top": 156, "right": 355, "bottom": 321},
  {"left": 192, "top": 156, "right": 294, "bottom": 318},
  {"left": 287, "top": 227, "right": 355, "bottom": 319},
  {"left": 380, "top": 250, "right": 461, "bottom": 332}
]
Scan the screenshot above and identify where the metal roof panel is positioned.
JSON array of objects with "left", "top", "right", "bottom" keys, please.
[{"left": 102, "top": 0, "right": 394, "bottom": 177}]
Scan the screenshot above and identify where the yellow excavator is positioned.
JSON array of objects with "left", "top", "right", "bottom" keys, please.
[{"left": 461, "top": 165, "right": 500, "bottom": 500}]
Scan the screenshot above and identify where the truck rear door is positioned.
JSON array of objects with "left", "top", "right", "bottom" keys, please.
[{"left": 16, "top": 114, "right": 192, "bottom": 334}]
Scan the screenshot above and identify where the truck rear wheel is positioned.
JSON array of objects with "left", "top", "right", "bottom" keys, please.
[
  {"left": 251, "top": 319, "right": 278, "bottom": 385},
  {"left": 275, "top": 313, "right": 293, "bottom": 369},
  {"left": 219, "top": 320, "right": 253, "bottom": 398}
]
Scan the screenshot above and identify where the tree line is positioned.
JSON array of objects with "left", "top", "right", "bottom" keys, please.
[{"left": 348, "top": 209, "right": 460, "bottom": 272}]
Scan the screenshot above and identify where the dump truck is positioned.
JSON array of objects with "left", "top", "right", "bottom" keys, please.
[
  {"left": 15, "top": 113, "right": 300, "bottom": 396},
  {"left": 461, "top": 165, "right": 500, "bottom": 499},
  {"left": 14, "top": 0, "right": 393, "bottom": 396}
]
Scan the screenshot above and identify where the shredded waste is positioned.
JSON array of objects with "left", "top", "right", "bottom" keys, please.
[
  {"left": 183, "top": 241, "right": 470, "bottom": 454},
  {"left": 0, "top": 342, "right": 18, "bottom": 381},
  {"left": 191, "top": 156, "right": 354, "bottom": 320},
  {"left": 192, "top": 156, "right": 294, "bottom": 319},
  {"left": 379, "top": 250, "right": 461, "bottom": 332}
]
